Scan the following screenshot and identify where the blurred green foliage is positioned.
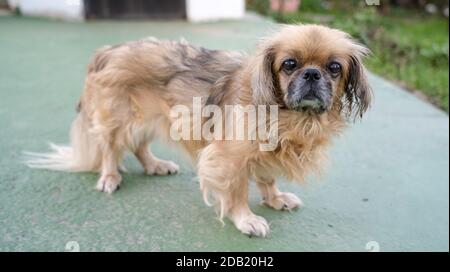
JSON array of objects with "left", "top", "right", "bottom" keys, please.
[
  {"left": 247, "top": 0, "right": 271, "bottom": 15},
  {"left": 247, "top": 0, "right": 450, "bottom": 111}
]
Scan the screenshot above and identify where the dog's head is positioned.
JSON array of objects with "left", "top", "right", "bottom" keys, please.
[{"left": 252, "top": 24, "right": 372, "bottom": 118}]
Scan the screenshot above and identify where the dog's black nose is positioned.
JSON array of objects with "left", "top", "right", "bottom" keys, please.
[{"left": 302, "top": 68, "right": 322, "bottom": 81}]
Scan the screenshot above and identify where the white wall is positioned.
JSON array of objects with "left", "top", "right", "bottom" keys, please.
[
  {"left": 186, "top": 0, "right": 245, "bottom": 22},
  {"left": 16, "top": 0, "right": 84, "bottom": 21},
  {"left": 10, "top": 0, "right": 245, "bottom": 22}
]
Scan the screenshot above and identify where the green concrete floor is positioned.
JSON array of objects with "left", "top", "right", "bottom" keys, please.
[{"left": 0, "top": 14, "right": 448, "bottom": 252}]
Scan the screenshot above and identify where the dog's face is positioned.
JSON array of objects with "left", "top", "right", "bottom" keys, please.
[{"left": 252, "top": 24, "right": 372, "bottom": 118}]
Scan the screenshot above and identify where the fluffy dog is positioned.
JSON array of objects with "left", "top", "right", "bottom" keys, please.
[{"left": 27, "top": 24, "right": 372, "bottom": 237}]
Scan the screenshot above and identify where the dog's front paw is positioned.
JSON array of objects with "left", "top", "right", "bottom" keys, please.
[
  {"left": 96, "top": 174, "right": 122, "bottom": 194},
  {"left": 146, "top": 160, "right": 179, "bottom": 175},
  {"left": 233, "top": 214, "right": 270, "bottom": 237},
  {"left": 262, "top": 192, "right": 303, "bottom": 211}
]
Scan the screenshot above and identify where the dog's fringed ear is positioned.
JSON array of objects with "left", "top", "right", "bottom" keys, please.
[
  {"left": 344, "top": 47, "right": 373, "bottom": 119},
  {"left": 251, "top": 45, "right": 278, "bottom": 105}
]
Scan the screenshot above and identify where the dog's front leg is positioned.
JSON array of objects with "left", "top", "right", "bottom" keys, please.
[
  {"left": 256, "top": 179, "right": 303, "bottom": 211},
  {"left": 226, "top": 177, "right": 270, "bottom": 237},
  {"left": 198, "top": 144, "right": 269, "bottom": 237}
]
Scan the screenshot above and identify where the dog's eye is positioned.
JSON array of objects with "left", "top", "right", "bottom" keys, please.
[
  {"left": 328, "top": 62, "right": 341, "bottom": 74},
  {"left": 282, "top": 59, "right": 297, "bottom": 72}
]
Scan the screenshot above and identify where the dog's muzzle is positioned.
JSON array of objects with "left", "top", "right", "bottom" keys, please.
[{"left": 286, "top": 68, "right": 331, "bottom": 114}]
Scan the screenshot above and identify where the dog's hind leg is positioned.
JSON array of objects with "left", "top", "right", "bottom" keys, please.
[
  {"left": 256, "top": 179, "right": 303, "bottom": 211},
  {"left": 134, "top": 141, "right": 179, "bottom": 176},
  {"left": 96, "top": 143, "right": 123, "bottom": 194}
]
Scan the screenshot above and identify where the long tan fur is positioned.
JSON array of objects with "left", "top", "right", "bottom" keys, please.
[{"left": 26, "top": 25, "right": 372, "bottom": 237}]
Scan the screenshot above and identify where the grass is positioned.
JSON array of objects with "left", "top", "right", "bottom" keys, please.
[
  {"left": 364, "top": 15, "right": 449, "bottom": 110},
  {"left": 249, "top": 3, "right": 449, "bottom": 111}
]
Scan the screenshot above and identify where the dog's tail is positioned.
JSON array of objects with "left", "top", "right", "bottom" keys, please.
[{"left": 24, "top": 112, "right": 101, "bottom": 172}]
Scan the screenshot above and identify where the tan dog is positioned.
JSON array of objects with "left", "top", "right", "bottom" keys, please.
[{"left": 27, "top": 24, "right": 372, "bottom": 237}]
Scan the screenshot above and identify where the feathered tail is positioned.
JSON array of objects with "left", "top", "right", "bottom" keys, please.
[{"left": 25, "top": 113, "right": 101, "bottom": 172}]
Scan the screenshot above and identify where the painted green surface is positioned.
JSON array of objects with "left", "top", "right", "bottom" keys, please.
[{"left": 0, "top": 15, "right": 448, "bottom": 252}]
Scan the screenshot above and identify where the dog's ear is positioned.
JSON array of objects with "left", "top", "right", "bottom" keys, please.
[
  {"left": 251, "top": 44, "right": 278, "bottom": 105},
  {"left": 343, "top": 45, "right": 373, "bottom": 119}
]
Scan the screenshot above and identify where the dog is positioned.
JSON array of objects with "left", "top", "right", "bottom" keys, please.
[{"left": 26, "top": 24, "right": 372, "bottom": 237}]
